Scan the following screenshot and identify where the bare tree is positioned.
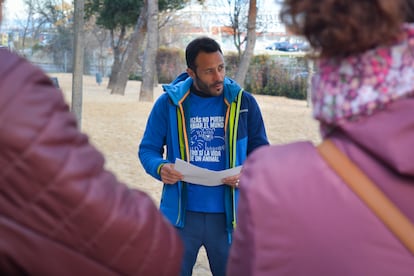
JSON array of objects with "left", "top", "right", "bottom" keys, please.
[
  {"left": 31, "top": 0, "right": 75, "bottom": 72},
  {"left": 17, "top": 0, "right": 54, "bottom": 55},
  {"left": 89, "top": 23, "right": 109, "bottom": 76},
  {"left": 21, "top": 0, "right": 35, "bottom": 54},
  {"left": 72, "top": 0, "right": 85, "bottom": 128},
  {"left": 234, "top": 0, "right": 256, "bottom": 84},
  {"left": 110, "top": 2, "right": 147, "bottom": 95},
  {"left": 107, "top": 27, "right": 128, "bottom": 89},
  {"left": 139, "top": 0, "right": 159, "bottom": 101},
  {"left": 227, "top": 0, "right": 249, "bottom": 59}
]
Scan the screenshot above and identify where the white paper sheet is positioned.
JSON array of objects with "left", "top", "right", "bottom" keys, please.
[{"left": 174, "top": 158, "right": 242, "bottom": 186}]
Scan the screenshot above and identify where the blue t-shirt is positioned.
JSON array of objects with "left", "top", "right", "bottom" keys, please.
[{"left": 186, "top": 92, "right": 226, "bottom": 213}]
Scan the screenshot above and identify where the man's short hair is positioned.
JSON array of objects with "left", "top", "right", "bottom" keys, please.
[{"left": 185, "top": 37, "right": 223, "bottom": 71}]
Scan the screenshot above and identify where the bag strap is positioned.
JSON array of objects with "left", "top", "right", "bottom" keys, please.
[{"left": 317, "top": 139, "right": 414, "bottom": 255}]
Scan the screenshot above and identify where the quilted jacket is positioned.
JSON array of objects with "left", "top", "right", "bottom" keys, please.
[
  {"left": 228, "top": 99, "right": 414, "bottom": 276},
  {"left": 0, "top": 49, "right": 183, "bottom": 275},
  {"left": 227, "top": 25, "right": 414, "bottom": 275}
]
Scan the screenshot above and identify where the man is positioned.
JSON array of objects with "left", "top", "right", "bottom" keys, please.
[
  {"left": 139, "top": 37, "right": 269, "bottom": 276},
  {"left": 0, "top": 1, "right": 182, "bottom": 274}
]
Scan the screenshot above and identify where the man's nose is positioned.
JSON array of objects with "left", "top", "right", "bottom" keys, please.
[{"left": 213, "top": 70, "right": 224, "bottom": 81}]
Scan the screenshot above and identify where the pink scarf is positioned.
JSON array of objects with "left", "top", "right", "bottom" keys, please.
[{"left": 312, "top": 24, "right": 414, "bottom": 135}]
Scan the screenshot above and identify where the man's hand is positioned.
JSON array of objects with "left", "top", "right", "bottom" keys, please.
[
  {"left": 222, "top": 174, "right": 241, "bottom": 188},
  {"left": 160, "top": 163, "right": 183, "bottom": 184}
]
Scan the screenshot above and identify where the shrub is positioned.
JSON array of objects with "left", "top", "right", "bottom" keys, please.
[
  {"left": 156, "top": 47, "right": 186, "bottom": 83},
  {"left": 128, "top": 73, "right": 142, "bottom": 81},
  {"left": 155, "top": 48, "right": 310, "bottom": 100}
]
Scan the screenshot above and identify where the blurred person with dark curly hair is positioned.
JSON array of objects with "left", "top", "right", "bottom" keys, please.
[
  {"left": 0, "top": 1, "right": 183, "bottom": 274},
  {"left": 227, "top": 0, "right": 414, "bottom": 275}
]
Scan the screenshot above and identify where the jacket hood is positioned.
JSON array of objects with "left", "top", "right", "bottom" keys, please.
[
  {"left": 340, "top": 98, "right": 414, "bottom": 177},
  {"left": 162, "top": 72, "right": 242, "bottom": 105},
  {"left": 313, "top": 24, "right": 414, "bottom": 177}
]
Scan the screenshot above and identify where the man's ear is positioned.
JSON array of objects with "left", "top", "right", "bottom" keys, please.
[{"left": 186, "top": 68, "right": 196, "bottom": 79}]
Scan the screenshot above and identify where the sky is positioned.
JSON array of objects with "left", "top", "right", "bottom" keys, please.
[
  {"left": 2, "top": 0, "right": 281, "bottom": 29},
  {"left": 3, "top": 0, "right": 26, "bottom": 28},
  {"left": 4, "top": 0, "right": 26, "bottom": 18},
  {"left": 3, "top": 0, "right": 281, "bottom": 19}
]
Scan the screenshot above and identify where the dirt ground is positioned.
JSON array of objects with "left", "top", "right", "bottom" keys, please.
[{"left": 52, "top": 73, "right": 321, "bottom": 276}]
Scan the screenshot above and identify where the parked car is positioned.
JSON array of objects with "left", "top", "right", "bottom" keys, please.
[
  {"left": 291, "top": 42, "right": 311, "bottom": 52},
  {"left": 266, "top": 41, "right": 311, "bottom": 52},
  {"left": 265, "top": 41, "right": 296, "bottom": 52},
  {"left": 291, "top": 71, "right": 309, "bottom": 80}
]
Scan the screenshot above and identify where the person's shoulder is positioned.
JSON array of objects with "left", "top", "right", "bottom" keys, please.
[
  {"left": 240, "top": 141, "right": 327, "bottom": 217},
  {"left": 0, "top": 50, "right": 57, "bottom": 97},
  {"left": 0, "top": 49, "right": 26, "bottom": 76},
  {"left": 235, "top": 89, "right": 260, "bottom": 110},
  {"left": 240, "top": 90, "right": 256, "bottom": 101},
  {"left": 153, "top": 91, "right": 171, "bottom": 105},
  {"left": 246, "top": 141, "right": 317, "bottom": 169},
  {"left": 242, "top": 141, "right": 323, "bottom": 190}
]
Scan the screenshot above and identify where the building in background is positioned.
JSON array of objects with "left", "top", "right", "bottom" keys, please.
[
  {"left": 0, "top": 32, "right": 8, "bottom": 46},
  {"left": 160, "top": 0, "right": 290, "bottom": 53}
]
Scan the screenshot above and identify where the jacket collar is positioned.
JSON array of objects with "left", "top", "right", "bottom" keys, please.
[{"left": 162, "top": 72, "right": 242, "bottom": 105}]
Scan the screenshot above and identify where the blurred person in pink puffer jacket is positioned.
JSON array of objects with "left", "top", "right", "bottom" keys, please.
[
  {"left": 0, "top": 1, "right": 182, "bottom": 274},
  {"left": 227, "top": 0, "right": 414, "bottom": 275}
]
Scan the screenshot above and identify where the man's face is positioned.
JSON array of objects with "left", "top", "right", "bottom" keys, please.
[{"left": 187, "top": 51, "right": 225, "bottom": 97}]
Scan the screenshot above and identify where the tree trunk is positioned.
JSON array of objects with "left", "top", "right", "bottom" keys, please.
[
  {"left": 107, "top": 50, "right": 121, "bottom": 89},
  {"left": 111, "top": 3, "right": 148, "bottom": 95},
  {"left": 235, "top": 0, "right": 257, "bottom": 86},
  {"left": 139, "top": 0, "right": 159, "bottom": 102},
  {"left": 71, "top": 0, "right": 84, "bottom": 129},
  {"left": 107, "top": 48, "right": 122, "bottom": 89},
  {"left": 307, "top": 59, "right": 314, "bottom": 107},
  {"left": 107, "top": 28, "right": 126, "bottom": 89}
]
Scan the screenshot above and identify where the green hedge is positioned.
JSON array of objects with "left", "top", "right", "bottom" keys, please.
[
  {"left": 156, "top": 47, "right": 186, "bottom": 83},
  {"left": 151, "top": 48, "right": 310, "bottom": 100}
]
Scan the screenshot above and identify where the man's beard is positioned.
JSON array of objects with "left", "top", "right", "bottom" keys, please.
[{"left": 194, "top": 74, "right": 223, "bottom": 96}]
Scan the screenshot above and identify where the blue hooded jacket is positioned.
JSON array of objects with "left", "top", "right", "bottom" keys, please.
[{"left": 138, "top": 72, "right": 268, "bottom": 241}]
